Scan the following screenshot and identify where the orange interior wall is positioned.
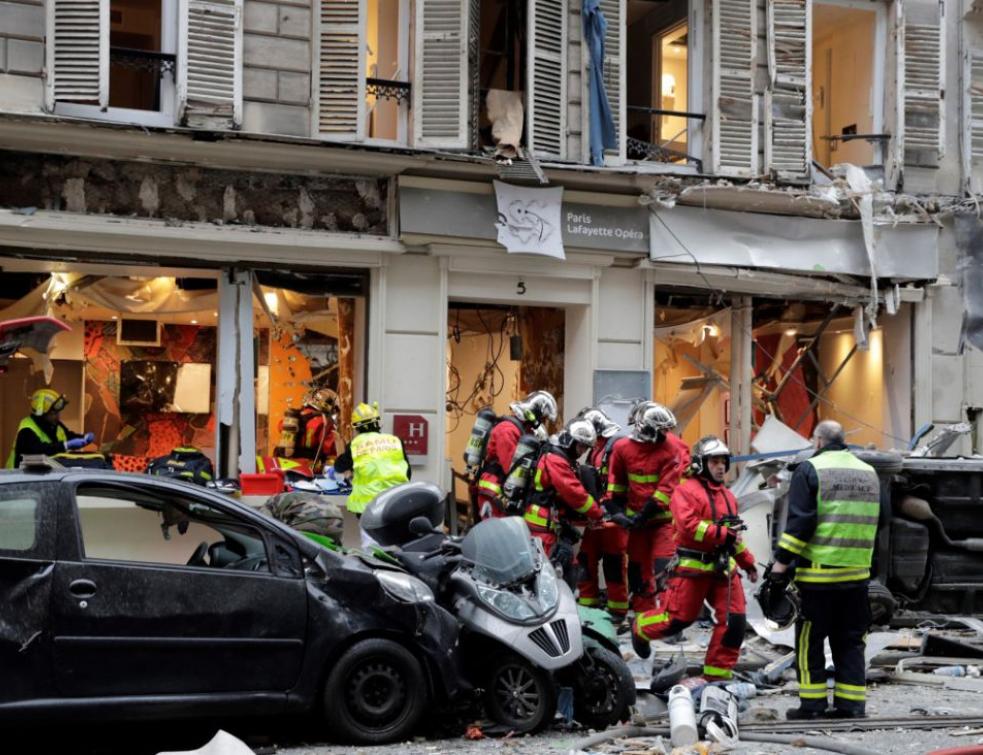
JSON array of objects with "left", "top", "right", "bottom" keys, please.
[{"left": 266, "top": 332, "right": 313, "bottom": 455}]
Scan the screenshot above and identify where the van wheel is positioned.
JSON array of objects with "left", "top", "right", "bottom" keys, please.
[
  {"left": 868, "top": 581, "right": 897, "bottom": 626},
  {"left": 322, "top": 638, "right": 426, "bottom": 744},
  {"left": 484, "top": 652, "right": 556, "bottom": 733}
]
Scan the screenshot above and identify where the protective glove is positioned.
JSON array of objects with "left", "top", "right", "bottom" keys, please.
[
  {"left": 743, "top": 564, "right": 760, "bottom": 583},
  {"left": 606, "top": 512, "right": 634, "bottom": 529},
  {"left": 65, "top": 437, "right": 87, "bottom": 451},
  {"left": 82, "top": 432, "right": 95, "bottom": 445},
  {"left": 720, "top": 527, "right": 738, "bottom": 549},
  {"left": 763, "top": 563, "right": 791, "bottom": 588}
]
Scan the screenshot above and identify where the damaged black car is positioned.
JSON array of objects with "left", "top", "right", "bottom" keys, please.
[{"left": 0, "top": 467, "right": 464, "bottom": 744}]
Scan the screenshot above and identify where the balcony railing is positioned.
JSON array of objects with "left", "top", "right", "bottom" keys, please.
[
  {"left": 366, "top": 77, "right": 411, "bottom": 104},
  {"left": 110, "top": 47, "right": 177, "bottom": 79},
  {"left": 627, "top": 105, "right": 705, "bottom": 170}
]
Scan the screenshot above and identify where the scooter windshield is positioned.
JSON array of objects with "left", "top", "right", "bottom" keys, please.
[{"left": 460, "top": 516, "right": 538, "bottom": 586}]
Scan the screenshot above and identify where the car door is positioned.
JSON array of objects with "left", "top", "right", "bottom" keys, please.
[
  {"left": 50, "top": 477, "right": 308, "bottom": 699},
  {"left": 0, "top": 480, "right": 58, "bottom": 707}
]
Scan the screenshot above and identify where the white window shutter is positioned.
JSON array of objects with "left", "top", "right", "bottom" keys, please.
[
  {"left": 45, "top": 0, "right": 109, "bottom": 111},
  {"left": 964, "top": 47, "right": 983, "bottom": 193},
  {"left": 711, "top": 0, "right": 758, "bottom": 176},
  {"left": 902, "top": 0, "right": 944, "bottom": 166},
  {"left": 599, "top": 0, "right": 626, "bottom": 163},
  {"left": 178, "top": 0, "right": 243, "bottom": 129},
  {"left": 316, "top": 0, "right": 366, "bottom": 139},
  {"left": 527, "top": 0, "right": 568, "bottom": 160},
  {"left": 413, "top": 0, "right": 471, "bottom": 149},
  {"left": 764, "top": 0, "right": 811, "bottom": 179}
]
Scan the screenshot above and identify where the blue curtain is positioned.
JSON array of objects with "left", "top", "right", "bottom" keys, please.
[{"left": 583, "top": 0, "right": 617, "bottom": 166}]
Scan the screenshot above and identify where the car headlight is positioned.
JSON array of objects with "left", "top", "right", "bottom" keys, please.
[
  {"left": 377, "top": 571, "right": 434, "bottom": 603},
  {"left": 476, "top": 582, "right": 536, "bottom": 620},
  {"left": 536, "top": 565, "right": 559, "bottom": 611}
]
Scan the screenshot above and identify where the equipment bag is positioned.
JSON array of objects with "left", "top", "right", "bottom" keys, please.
[{"left": 148, "top": 446, "right": 215, "bottom": 486}]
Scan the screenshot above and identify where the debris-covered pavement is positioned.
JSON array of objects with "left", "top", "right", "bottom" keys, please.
[{"left": 271, "top": 616, "right": 983, "bottom": 755}]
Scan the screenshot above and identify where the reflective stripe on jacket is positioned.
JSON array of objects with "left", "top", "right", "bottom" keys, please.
[
  {"left": 670, "top": 476, "right": 756, "bottom": 574},
  {"left": 347, "top": 432, "right": 410, "bottom": 513},
  {"left": 779, "top": 450, "right": 879, "bottom": 583},
  {"left": 605, "top": 436, "right": 685, "bottom": 519},
  {"left": 6, "top": 416, "right": 67, "bottom": 468},
  {"left": 523, "top": 449, "right": 602, "bottom": 531}
]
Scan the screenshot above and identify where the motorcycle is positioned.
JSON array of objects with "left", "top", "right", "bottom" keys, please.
[{"left": 360, "top": 482, "right": 636, "bottom": 733}]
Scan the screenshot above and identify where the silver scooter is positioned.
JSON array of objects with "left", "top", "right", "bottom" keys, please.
[{"left": 362, "top": 484, "right": 633, "bottom": 733}]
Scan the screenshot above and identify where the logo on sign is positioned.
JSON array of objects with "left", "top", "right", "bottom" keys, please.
[{"left": 393, "top": 415, "right": 429, "bottom": 458}]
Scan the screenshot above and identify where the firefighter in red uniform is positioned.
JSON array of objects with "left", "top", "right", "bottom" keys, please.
[
  {"left": 606, "top": 403, "right": 687, "bottom": 614},
  {"left": 632, "top": 436, "right": 759, "bottom": 682},
  {"left": 575, "top": 408, "right": 631, "bottom": 622},
  {"left": 524, "top": 418, "right": 604, "bottom": 584},
  {"left": 476, "top": 390, "right": 557, "bottom": 520}
]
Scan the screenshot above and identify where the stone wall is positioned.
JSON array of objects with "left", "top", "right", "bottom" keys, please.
[
  {"left": 0, "top": 152, "right": 387, "bottom": 234},
  {"left": 242, "top": 0, "right": 313, "bottom": 137}
]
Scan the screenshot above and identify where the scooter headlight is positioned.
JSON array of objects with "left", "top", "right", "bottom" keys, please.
[
  {"left": 476, "top": 582, "right": 536, "bottom": 620},
  {"left": 377, "top": 571, "right": 434, "bottom": 603},
  {"left": 535, "top": 564, "right": 559, "bottom": 611}
]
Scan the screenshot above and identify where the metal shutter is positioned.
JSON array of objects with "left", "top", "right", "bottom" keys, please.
[
  {"left": 527, "top": 0, "right": 568, "bottom": 160},
  {"left": 711, "top": 0, "right": 758, "bottom": 176},
  {"left": 764, "top": 0, "right": 811, "bottom": 179},
  {"left": 317, "top": 0, "right": 365, "bottom": 139},
  {"left": 45, "top": 0, "right": 109, "bottom": 109},
  {"left": 412, "top": 0, "right": 471, "bottom": 149},
  {"left": 178, "top": 0, "right": 243, "bottom": 128}
]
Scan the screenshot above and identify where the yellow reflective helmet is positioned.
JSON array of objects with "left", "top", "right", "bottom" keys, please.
[
  {"left": 31, "top": 388, "right": 67, "bottom": 417},
  {"left": 351, "top": 401, "right": 381, "bottom": 430}
]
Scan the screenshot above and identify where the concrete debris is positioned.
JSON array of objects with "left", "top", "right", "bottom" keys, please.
[{"left": 156, "top": 730, "right": 255, "bottom": 755}]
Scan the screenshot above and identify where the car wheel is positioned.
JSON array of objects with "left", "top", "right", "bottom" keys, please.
[
  {"left": 322, "top": 638, "right": 427, "bottom": 744},
  {"left": 854, "top": 450, "right": 904, "bottom": 475},
  {"left": 573, "top": 643, "right": 636, "bottom": 730},
  {"left": 484, "top": 652, "right": 556, "bottom": 734}
]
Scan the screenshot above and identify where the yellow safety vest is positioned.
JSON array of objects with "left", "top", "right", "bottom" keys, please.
[
  {"left": 347, "top": 432, "right": 409, "bottom": 514},
  {"left": 6, "top": 416, "right": 68, "bottom": 468}
]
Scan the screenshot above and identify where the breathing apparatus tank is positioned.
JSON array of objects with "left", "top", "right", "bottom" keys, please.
[
  {"left": 278, "top": 409, "right": 300, "bottom": 458},
  {"left": 502, "top": 433, "right": 544, "bottom": 511},
  {"left": 463, "top": 407, "right": 498, "bottom": 473}
]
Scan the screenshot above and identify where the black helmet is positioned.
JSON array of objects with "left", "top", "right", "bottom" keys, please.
[{"left": 754, "top": 575, "right": 800, "bottom": 630}]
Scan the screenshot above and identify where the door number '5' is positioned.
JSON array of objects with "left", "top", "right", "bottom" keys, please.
[{"left": 516, "top": 281, "right": 527, "bottom": 296}]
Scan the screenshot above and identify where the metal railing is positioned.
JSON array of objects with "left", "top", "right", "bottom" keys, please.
[
  {"left": 366, "top": 77, "right": 411, "bottom": 104},
  {"left": 109, "top": 47, "right": 176, "bottom": 78},
  {"left": 626, "top": 105, "right": 705, "bottom": 169}
]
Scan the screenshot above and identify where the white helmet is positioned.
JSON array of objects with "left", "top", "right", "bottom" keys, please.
[
  {"left": 511, "top": 390, "right": 558, "bottom": 427},
  {"left": 691, "top": 435, "right": 731, "bottom": 475},
  {"left": 557, "top": 418, "right": 597, "bottom": 451},
  {"left": 580, "top": 408, "right": 621, "bottom": 439},
  {"left": 633, "top": 403, "right": 677, "bottom": 442}
]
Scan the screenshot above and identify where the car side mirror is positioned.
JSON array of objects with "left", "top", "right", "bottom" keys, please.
[{"left": 409, "top": 516, "right": 439, "bottom": 537}]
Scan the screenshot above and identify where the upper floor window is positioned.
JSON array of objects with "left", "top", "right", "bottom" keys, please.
[
  {"left": 315, "top": 0, "right": 410, "bottom": 144},
  {"left": 45, "top": 0, "right": 242, "bottom": 130}
]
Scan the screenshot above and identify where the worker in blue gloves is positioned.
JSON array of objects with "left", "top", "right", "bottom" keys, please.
[{"left": 6, "top": 388, "right": 94, "bottom": 468}]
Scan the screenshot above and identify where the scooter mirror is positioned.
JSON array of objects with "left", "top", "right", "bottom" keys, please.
[{"left": 409, "top": 516, "right": 439, "bottom": 537}]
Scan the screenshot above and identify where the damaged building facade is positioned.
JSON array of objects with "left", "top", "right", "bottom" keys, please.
[{"left": 0, "top": 0, "right": 979, "bottom": 491}]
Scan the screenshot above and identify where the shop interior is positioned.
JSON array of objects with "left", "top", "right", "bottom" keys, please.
[
  {"left": 0, "top": 267, "right": 364, "bottom": 477},
  {"left": 445, "top": 304, "right": 565, "bottom": 521},
  {"left": 654, "top": 290, "right": 910, "bottom": 453}
]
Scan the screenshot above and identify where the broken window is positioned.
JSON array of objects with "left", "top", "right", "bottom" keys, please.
[
  {"left": 46, "top": 0, "right": 241, "bottom": 128},
  {"left": 318, "top": 0, "right": 410, "bottom": 143},
  {"left": 364, "top": 0, "right": 409, "bottom": 140},
  {"left": 412, "top": 0, "right": 567, "bottom": 159},
  {"left": 810, "top": 1, "right": 884, "bottom": 169},
  {"left": 626, "top": 0, "right": 699, "bottom": 165}
]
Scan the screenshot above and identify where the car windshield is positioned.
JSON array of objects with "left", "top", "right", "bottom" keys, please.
[{"left": 460, "top": 516, "right": 538, "bottom": 586}]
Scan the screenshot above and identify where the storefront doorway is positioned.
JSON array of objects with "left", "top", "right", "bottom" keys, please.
[{"left": 445, "top": 303, "right": 566, "bottom": 525}]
